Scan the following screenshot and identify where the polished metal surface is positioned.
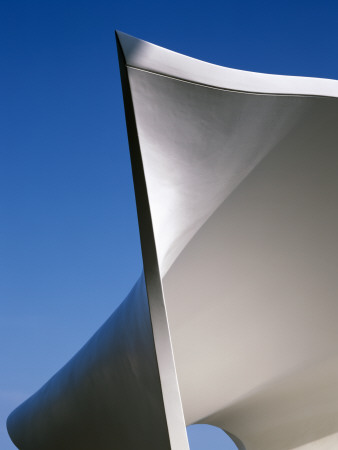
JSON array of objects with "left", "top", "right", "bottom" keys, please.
[{"left": 7, "top": 32, "right": 338, "bottom": 450}]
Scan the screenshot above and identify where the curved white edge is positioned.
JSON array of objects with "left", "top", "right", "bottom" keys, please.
[
  {"left": 115, "top": 34, "right": 190, "bottom": 450},
  {"left": 116, "top": 31, "right": 338, "bottom": 97}
]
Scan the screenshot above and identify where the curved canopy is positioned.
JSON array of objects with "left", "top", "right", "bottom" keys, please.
[{"left": 118, "top": 31, "right": 338, "bottom": 450}]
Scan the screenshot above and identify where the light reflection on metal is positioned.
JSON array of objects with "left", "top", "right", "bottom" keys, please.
[{"left": 7, "top": 32, "right": 338, "bottom": 450}]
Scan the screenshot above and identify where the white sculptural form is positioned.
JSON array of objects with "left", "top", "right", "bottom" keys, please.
[{"left": 7, "top": 32, "right": 338, "bottom": 450}]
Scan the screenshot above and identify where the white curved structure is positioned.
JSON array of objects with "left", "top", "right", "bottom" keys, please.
[{"left": 7, "top": 32, "right": 338, "bottom": 450}]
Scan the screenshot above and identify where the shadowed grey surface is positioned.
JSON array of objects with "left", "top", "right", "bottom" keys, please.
[{"left": 162, "top": 98, "right": 338, "bottom": 449}]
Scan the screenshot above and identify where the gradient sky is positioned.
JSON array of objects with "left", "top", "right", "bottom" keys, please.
[{"left": 1, "top": 0, "right": 338, "bottom": 449}]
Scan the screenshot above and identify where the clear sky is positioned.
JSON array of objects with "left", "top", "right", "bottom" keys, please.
[{"left": 1, "top": 0, "right": 337, "bottom": 449}]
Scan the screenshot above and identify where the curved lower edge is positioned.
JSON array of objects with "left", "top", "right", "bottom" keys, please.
[{"left": 223, "top": 429, "right": 246, "bottom": 450}]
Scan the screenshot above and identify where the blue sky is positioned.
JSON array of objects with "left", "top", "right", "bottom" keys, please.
[{"left": 1, "top": 0, "right": 337, "bottom": 449}]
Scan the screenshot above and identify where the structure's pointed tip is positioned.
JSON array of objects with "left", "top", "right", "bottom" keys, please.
[
  {"left": 115, "top": 30, "right": 136, "bottom": 44},
  {"left": 115, "top": 30, "right": 125, "bottom": 40},
  {"left": 115, "top": 30, "right": 124, "bottom": 46},
  {"left": 115, "top": 30, "right": 130, "bottom": 66},
  {"left": 114, "top": 31, "right": 147, "bottom": 67}
]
